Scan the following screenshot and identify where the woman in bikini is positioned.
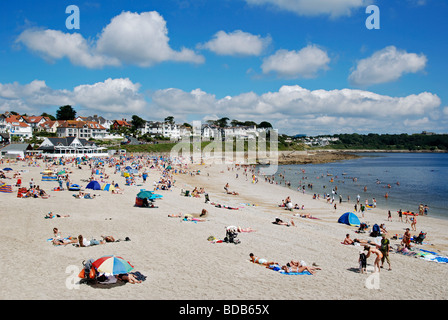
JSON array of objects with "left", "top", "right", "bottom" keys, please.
[
  {"left": 365, "top": 245, "right": 383, "bottom": 273},
  {"left": 281, "top": 263, "right": 318, "bottom": 275},
  {"left": 249, "top": 253, "right": 277, "bottom": 267}
]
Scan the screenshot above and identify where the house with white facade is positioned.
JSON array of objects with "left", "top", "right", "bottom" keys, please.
[
  {"left": 39, "top": 120, "right": 61, "bottom": 134},
  {"left": 56, "top": 120, "right": 107, "bottom": 140},
  {"left": 3, "top": 116, "right": 33, "bottom": 140},
  {"left": 37, "top": 137, "right": 108, "bottom": 157},
  {"left": 23, "top": 116, "right": 51, "bottom": 131},
  {"left": 201, "top": 124, "right": 221, "bottom": 140},
  {"left": 139, "top": 121, "right": 185, "bottom": 140},
  {"left": 76, "top": 115, "right": 113, "bottom": 130}
]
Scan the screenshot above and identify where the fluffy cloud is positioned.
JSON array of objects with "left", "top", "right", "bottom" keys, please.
[
  {"left": 16, "top": 11, "right": 204, "bottom": 68},
  {"left": 73, "top": 78, "right": 147, "bottom": 113},
  {"left": 198, "top": 30, "right": 271, "bottom": 56},
  {"left": 1, "top": 80, "right": 443, "bottom": 135},
  {"left": 261, "top": 45, "right": 330, "bottom": 78},
  {"left": 16, "top": 29, "right": 119, "bottom": 68},
  {"left": 349, "top": 46, "right": 427, "bottom": 86},
  {"left": 96, "top": 11, "right": 204, "bottom": 66},
  {"left": 149, "top": 84, "right": 441, "bottom": 134},
  {"left": 245, "top": 0, "right": 369, "bottom": 18},
  {"left": 0, "top": 78, "right": 148, "bottom": 118}
]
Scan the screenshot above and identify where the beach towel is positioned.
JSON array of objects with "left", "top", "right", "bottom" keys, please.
[
  {"left": 395, "top": 248, "right": 448, "bottom": 264},
  {"left": 268, "top": 265, "right": 312, "bottom": 275},
  {"left": 417, "top": 249, "right": 448, "bottom": 264},
  {"left": 0, "top": 184, "right": 13, "bottom": 193}
]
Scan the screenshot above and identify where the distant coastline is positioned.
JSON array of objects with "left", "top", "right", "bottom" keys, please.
[{"left": 319, "top": 149, "right": 448, "bottom": 153}]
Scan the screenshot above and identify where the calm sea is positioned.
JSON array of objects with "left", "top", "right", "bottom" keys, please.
[{"left": 262, "top": 152, "right": 448, "bottom": 220}]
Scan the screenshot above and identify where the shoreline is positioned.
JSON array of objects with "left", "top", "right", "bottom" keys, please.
[{"left": 1, "top": 155, "right": 447, "bottom": 300}]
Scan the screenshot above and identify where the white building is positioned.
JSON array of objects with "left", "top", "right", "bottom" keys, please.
[
  {"left": 201, "top": 124, "right": 221, "bottom": 140},
  {"left": 38, "top": 137, "right": 108, "bottom": 157},
  {"left": 56, "top": 120, "right": 107, "bottom": 140},
  {"left": 22, "top": 116, "right": 51, "bottom": 131},
  {"left": 39, "top": 120, "right": 61, "bottom": 134},
  {"left": 3, "top": 117, "right": 33, "bottom": 140},
  {"left": 139, "top": 121, "right": 184, "bottom": 140}
]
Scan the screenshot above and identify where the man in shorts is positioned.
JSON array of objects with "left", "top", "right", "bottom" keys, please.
[{"left": 380, "top": 234, "right": 391, "bottom": 271}]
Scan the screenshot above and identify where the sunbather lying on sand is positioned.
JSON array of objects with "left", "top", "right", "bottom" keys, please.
[
  {"left": 45, "top": 212, "right": 70, "bottom": 219},
  {"left": 168, "top": 209, "right": 208, "bottom": 219},
  {"left": 226, "top": 225, "right": 256, "bottom": 233},
  {"left": 289, "top": 260, "right": 321, "bottom": 270},
  {"left": 272, "top": 217, "right": 295, "bottom": 227},
  {"left": 117, "top": 273, "right": 142, "bottom": 284},
  {"left": 342, "top": 234, "right": 372, "bottom": 246},
  {"left": 249, "top": 253, "right": 278, "bottom": 267},
  {"left": 281, "top": 264, "right": 318, "bottom": 275},
  {"left": 293, "top": 213, "right": 316, "bottom": 219}
]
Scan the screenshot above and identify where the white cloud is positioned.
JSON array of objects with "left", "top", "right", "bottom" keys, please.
[
  {"left": 245, "top": 0, "right": 369, "bottom": 18},
  {"left": 349, "top": 46, "right": 427, "bottom": 86},
  {"left": 1, "top": 80, "right": 443, "bottom": 135},
  {"left": 16, "top": 11, "right": 204, "bottom": 68},
  {"left": 442, "top": 107, "right": 448, "bottom": 116},
  {"left": 73, "top": 78, "right": 147, "bottom": 113},
  {"left": 149, "top": 84, "right": 441, "bottom": 134},
  {"left": 198, "top": 30, "right": 271, "bottom": 56},
  {"left": 16, "top": 29, "right": 119, "bottom": 68},
  {"left": 261, "top": 45, "right": 330, "bottom": 78},
  {"left": 96, "top": 11, "right": 204, "bottom": 66},
  {"left": 0, "top": 78, "right": 148, "bottom": 118}
]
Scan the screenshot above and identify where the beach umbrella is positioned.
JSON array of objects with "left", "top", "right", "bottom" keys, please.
[
  {"left": 149, "top": 193, "right": 163, "bottom": 199},
  {"left": 86, "top": 180, "right": 101, "bottom": 190},
  {"left": 57, "top": 170, "right": 66, "bottom": 175},
  {"left": 2, "top": 168, "right": 13, "bottom": 171},
  {"left": 102, "top": 183, "right": 115, "bottom": 191},
  {"left": 136, "top": 190, "right": 154, "bottom": 199},
  {"left": 92, "top": 255, "right": 134, "bottom": 275}
]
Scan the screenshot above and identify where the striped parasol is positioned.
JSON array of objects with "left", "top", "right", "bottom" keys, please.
[{"left": 92, "top": 255, "right": 134, "bottom": 275}]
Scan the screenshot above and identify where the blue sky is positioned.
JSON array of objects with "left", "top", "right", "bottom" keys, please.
[{"left": 0, "top": 0, "right": 447, "bottom": 135}]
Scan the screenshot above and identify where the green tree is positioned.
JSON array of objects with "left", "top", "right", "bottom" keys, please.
[
  {"left": 216, "top": 117, "right": 229, "bottom": 128},
  {"left": 131, "top": 115, "right": 145, "bottom": 129},
  {"left": 164, "top": 116, "right": 175, "bottom": 124},
  {"left": 258, "top": 121, "right": 272, "bottom": 128},
  {"left": 41, "top": 112, "right": 56, "bottom": 121},
  {"left": 56, "top": 105, "right": 76, "bottom": 120}
]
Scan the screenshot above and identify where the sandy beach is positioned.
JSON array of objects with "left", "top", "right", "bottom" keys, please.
[{"left": 0, "top": 154, "right": 447, "bottom": 300}]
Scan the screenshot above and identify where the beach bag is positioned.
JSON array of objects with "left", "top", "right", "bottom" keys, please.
[{"left": 79, "top": 259, "right": 97, "bottom": 282}]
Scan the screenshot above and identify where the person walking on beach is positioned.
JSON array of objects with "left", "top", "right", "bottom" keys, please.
[
  {"left": 387, "top": 210, "right": 392, "bottom": 222},
  {"left": 410, "top": 215, "right": 417, "bottom": 231},
  {"left": 398, "top": 209, "right": 403, "bottom": 222},
  {"left": 380, "top": 234, "right": 392, "bottom": 271},
  {"left": 360, "top": 204, "right": 365, "bottom": 217}
]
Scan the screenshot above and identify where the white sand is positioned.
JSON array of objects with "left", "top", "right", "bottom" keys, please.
[{"left": 0, "top": 156, "right": 447, "bottom": 300}]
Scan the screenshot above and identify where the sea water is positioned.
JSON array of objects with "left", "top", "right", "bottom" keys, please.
[{"left": 263, "top": 153, "right": 448, "bottom": 220}]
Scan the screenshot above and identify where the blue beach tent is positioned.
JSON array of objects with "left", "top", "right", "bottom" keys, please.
[
  {"left": 338, "top": 212, "right": 360, "bottom": 227},
  {"left": 86, "top": 180, "right": 101, "bottom": 190}
]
